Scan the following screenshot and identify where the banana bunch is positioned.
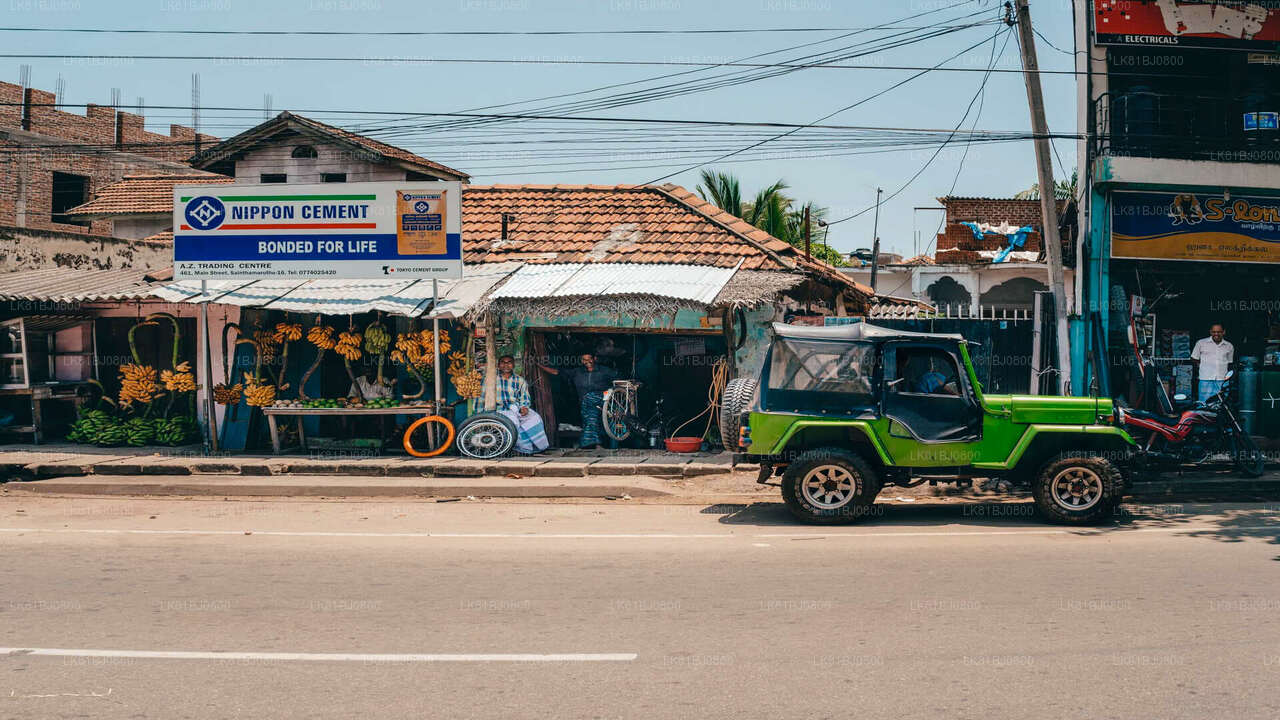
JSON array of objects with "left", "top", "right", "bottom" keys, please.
[
  {"left": 124, "top": 417, "right": 156, "bottom": 447},
  {"left": 335, "top": 331, "right": 363, "bottom": 362},
  {"left": 243, "top": 372, "right": 276, "bottom": 407},
  {"left": 154, "top": 416, "right": 198, "bottom": 446},
  {"left": 66, "top": 409, "right": 115, "bottom": 444},
  {"left": 272, "top": 322, "right": 303, "bottom": 344},
  {"left": 118, "top": 363, "right": 159, "bottom": 408},
  {"left": 95, "top": 421, "right": 128, "bottom": 447},
  {"left": 364, "top": 323, "right": 391, "bottom": 355},
  {"left": 390, "top": 329, "right": 449, "bottom": 368},
  {"left": 451, "top": 368, "right": 483, "bottom": 399},
  {"left": 213, "top": 382, "right": 243, "bottom": 405},
  {"left": 307, "top": 325, "right": 336, "bottom": 350},
  {"left": 161, "top": 361, "right": 197, "bottom": 393},
  {"left": 253, "top": 329, "right": 280, "bottom": 364}
]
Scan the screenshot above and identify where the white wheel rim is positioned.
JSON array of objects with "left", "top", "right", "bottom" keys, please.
[
  {"left": 602, "top": 390, "right": 631, "bottom": 441},
  {"left": 801, "top": 465, "right": 859, "bottom": 510},
  {"left": 1050, "top": 466, "right": 1103, "bottom": 511},
  {"left": 458, "top": 420, "right": 511, "bottom": 458}
]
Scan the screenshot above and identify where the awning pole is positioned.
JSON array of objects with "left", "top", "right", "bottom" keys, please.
[
  {"left": 432, "top": 279, "right": 442, "bottom": 414},
  {"left": 200, "top": 280, "right": 218, "bottom": 452}
]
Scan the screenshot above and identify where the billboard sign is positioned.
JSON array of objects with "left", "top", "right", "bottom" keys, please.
[
  {"left": 173, "top": 181, "right": 462, "bottom": 280},
  {"left": 1094, "top": 0, "right": 1280, "bottom": 50},
  {"left": 1111, "top": 190, "right": 1280, "bottom": 263}
]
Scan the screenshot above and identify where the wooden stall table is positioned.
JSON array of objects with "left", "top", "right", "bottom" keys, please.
[{"left": 260, "top": 404, "right": 439, "bottom": 453}]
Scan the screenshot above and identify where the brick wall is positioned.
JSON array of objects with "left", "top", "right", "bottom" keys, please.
[
  {"left": 934, "top": 197, "right": 1067, "bottom": 264},
  {"left": 0, "top": 81, "right": 217, "bottom": 238}
]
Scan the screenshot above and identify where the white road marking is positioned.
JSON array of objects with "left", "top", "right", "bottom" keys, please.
[
  {"left": 1, "top": 648, "right": 636, "bottom": 663},
  {"left": 0, "top": 526, "right": 1269, "bottom": 539}
]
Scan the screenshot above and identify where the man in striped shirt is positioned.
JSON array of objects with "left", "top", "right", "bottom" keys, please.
[{"left": 496, "top": 355, "right": 549, "bottom": 454}]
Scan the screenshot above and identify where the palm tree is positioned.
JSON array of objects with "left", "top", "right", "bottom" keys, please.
[
  {"left": 695, "top": 170, "right": 742, "bottom": 217},
  {"left": 696, "top": 169, "right": 845, "bottom": 266},
  {"left": 1014, "top": 168, "right": 1078, "bottom": 200}
]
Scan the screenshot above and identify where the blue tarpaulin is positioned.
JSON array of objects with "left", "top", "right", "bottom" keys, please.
[{"left": 961, "top": 222, "right": 1034, "bottom": 263}]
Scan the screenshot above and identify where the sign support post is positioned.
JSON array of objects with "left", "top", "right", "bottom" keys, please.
[
  {"left": 432, "top": 279, "right": 442, "bottom": 415},
  {"left": 200, "top": 279, "right": 218, "bottom": 452}
]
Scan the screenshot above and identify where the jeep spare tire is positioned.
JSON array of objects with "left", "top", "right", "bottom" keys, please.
[
  {"left": 782, "top": 448, "right": 881, "bottom": 525},
  {"left": 1031, "top": 453, "right": 1123, "bottom": 525},
  {"left": 719, "top": 377, "right": 758, "bottom": 450}
]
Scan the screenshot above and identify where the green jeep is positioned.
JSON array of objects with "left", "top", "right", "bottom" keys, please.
[{"left": 725, "top": 322, "right": 1136, "bottom": 525}]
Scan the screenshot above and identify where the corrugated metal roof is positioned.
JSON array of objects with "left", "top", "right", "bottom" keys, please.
[
  {"left": 151, "top": 262, "right": 522, "bottom": 318},
  {"left": 489, "top": 262, "right": 738, "bottom": 304},
  {"left": 0, "top": 267, "right": 167, "bottom": 303}
]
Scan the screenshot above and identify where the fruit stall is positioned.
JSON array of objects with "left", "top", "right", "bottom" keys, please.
[{"left": 210, "top": 310, "right": 482, "bottom": 455}]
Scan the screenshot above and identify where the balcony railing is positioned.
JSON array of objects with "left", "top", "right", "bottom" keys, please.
[{"left": 1096, "top": 91, "right": 1280, "bottom": 165}]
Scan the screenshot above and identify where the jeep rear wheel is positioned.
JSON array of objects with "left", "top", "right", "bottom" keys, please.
[
  {"left": 1031, "top": 453, "right": 1123, "bottom": 525},
  {"left": 718, "top": 378, "right": 757, "bottom": 450},
  {"left": 782, "top": 449, "right": 880, "bottom": 525}
]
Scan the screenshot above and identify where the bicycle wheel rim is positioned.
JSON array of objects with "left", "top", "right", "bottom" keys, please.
[
  {"left": 403, "top": 415, "right": 456, "bottom": 458},
  {"left": 601, "top": 390, "right": 631, "bottom": 441}
]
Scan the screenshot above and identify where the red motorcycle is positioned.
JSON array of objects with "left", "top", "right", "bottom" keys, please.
[{"left": 1117, "top": 370, "right": 1266, "bottom": 478}]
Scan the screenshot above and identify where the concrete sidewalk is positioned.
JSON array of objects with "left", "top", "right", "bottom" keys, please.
[{"left": 0, "top": 444, "right": 740, "bottom": 481}]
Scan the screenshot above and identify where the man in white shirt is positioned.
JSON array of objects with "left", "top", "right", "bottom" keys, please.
[{"left": 1190, "top": 324, "right": 1233, "bottom": 401}]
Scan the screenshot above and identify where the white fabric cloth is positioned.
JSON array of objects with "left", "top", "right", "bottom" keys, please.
[
  {"left": 1191, "top": 337, "right": 1234, "bottom": 381},
  {"left": 496, "top": 407, "right": 550, "bottom": 454}
]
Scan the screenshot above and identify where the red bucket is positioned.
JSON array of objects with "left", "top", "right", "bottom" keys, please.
[{"left": 663, "top": 437, "right": 702, "bottom": 453}]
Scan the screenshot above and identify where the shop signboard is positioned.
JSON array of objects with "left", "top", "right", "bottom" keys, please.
[
  {"left": 1094, "top": 0, "right": 1280, "bottom": 50},
  {"left": 1111, "top": 190, "right": 1280, "bottom": 263},
  {"left": 173, "top": 181, "right": 463, "bottom": 280}
]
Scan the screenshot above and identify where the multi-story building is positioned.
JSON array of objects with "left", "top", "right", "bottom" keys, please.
[{"left": 1075, "top": 1, "right": 1280, "bottom": 405}]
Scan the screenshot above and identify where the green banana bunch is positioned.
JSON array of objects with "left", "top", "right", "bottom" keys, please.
[
  {"left": 95, "top": 420, "right": 127, "bottom": 447},
  {"left": 364, "top": 323, "right": 391, "bottom": 355},
  {"left": 124, "top": 417, "right": 156, "bottom": 447}
]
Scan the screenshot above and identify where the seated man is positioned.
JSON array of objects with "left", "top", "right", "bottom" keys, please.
[{"left": 495, "top": 355, "right": 549, "bottom": 454}]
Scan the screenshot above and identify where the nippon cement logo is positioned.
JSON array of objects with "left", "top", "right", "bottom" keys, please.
[{"left": 184, "top": 196, "right": 226, "bottom": 231}]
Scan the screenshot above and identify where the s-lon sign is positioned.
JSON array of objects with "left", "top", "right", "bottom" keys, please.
[
  {"left": 1094, "top": 0, "right": 1280, "bottom": 49},
  {"left": 173, "top": 181, "right": 462, "bottom": 280},
  {"left": 1111, "top": 191, "right": 1280, "bottom": 263}
]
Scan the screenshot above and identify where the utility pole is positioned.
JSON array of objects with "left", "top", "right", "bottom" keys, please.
[
  {"left": 869, "top": 187, "right": 883, "bottom": 292},
  {"left": 803, "top": 204, "right": 811, "bottom": 261},
  {"left": 1012, "top": 0, "right": 1071, "bottom": 395}
]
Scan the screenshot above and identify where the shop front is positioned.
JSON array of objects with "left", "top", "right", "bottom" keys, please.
[{"left": 1085, "top": 187, "right": 1280, "bottom": 440}]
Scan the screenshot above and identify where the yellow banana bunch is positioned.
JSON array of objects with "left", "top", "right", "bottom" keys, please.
[
  {"left": 161, "top": 361, "right": 197, "bottom": 393},
  {"left": 118, "top": 363, "right": 159, "bottom": 407},
  {"left": 451, "top": 369, "right": 482, "bottom": 399},
  {"left": 272, "top": 322, "right": 303, "bottom": 344},
  {"left": 307, "top": 325, "right": 336, "bottom": 350},
  {"left": 213, "top": 382, "right": 243, "bottom": 405},
  {"left": 253, "top": 329, "right": 280, "bottom": 364},
  {"left": 242, "top": 372, "right": 276, "bottom": 407},
  {"left": 335, "top": 330, "right": 363, "bottom": 361}
]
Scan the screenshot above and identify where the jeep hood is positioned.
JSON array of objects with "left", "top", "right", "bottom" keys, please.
[{"left": 982, "top": 395, "right": 1113, "bottom": 425}]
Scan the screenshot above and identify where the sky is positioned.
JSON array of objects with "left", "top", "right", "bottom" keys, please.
[{"left": 3, "top": 0, "right": 1079, "bottom": 260}]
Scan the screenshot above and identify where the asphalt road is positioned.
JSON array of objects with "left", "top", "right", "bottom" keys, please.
[{"left": 2, "top": 496, "right": 1280, "bottom": 719}]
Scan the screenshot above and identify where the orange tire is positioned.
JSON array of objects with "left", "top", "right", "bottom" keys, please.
[{"left": 403, "top": 415, "right": 456, "bottom": 458}]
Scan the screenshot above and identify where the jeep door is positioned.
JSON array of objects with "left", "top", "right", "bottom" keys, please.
[{"left": 880, "top": 342, "right": 982, "bottom": 444}]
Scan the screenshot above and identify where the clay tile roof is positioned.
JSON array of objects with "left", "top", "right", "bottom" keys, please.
[
  {"left": 65, "top": 173, "right": 234, "bottom": 218},
  {"left": 189, "top": 111, "right": 470, "bottom": 182},
  {"left": 462, "top": 183, "right": 869, "bottom": 299},
  {"left": 898, "top": 254, "right": 936, "bottom": 266}
]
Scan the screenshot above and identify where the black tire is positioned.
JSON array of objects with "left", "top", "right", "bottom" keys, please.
[
  {"left": 1031, "top": 453, "right": 1124, "bottom": 525},
  {"left": 454, "top": 412, "right": 518, "bottom": 459},
  {"left": 781, "top": 448, "right": 881, "bottom": 525},
  {"left": 718, "top": 378, "right": 758, "bottom": 450},
  {"left": 1229, "top": 430, "right": 1266, "bottom": 478}
]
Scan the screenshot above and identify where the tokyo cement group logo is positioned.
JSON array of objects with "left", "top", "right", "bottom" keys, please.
[
  {"left": 414, "top": 200, "right": 430, "bottom": 213},
  {"left": 185, "top": 196, "right": 226, "bottom": 231}
]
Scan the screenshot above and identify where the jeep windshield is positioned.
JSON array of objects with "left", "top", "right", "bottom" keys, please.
[{"left": 762, "top": 338, "right": 876, "bottom": 414}]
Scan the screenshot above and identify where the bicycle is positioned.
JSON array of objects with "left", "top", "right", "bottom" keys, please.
[{"left": 601, "top": 380, "right": 670, "bottom": 447}]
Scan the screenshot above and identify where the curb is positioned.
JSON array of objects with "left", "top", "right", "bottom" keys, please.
[{"left": 3, "top": 480, "right": 673, "bottom": 499}]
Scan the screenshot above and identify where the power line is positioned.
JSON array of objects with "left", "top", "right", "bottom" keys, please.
[{"left": 0, "top": 24, "right": 984, "bottom": 37}]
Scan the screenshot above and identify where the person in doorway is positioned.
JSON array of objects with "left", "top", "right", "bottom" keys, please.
[
  {"left": 539, "top": 352, "right": 618, "bottom": 449},
  {"left": 1191, "top": 323, "right": 1234, "bottom": 402},
  {"left": 349, "top": 361, "right": 393, "bottom": 400},
  {"left": 495, "top": 355, "right": 549, "bottom": 454}
]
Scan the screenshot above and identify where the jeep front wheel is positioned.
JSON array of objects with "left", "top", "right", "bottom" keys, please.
[
  {"left": 1031, "top": 453, "right": 1123, "bottom": 525},
  {"left": 782, "top": 449, "right": 880, "bottom": 525}
]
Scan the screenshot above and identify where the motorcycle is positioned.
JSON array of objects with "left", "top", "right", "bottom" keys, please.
[{"left": 1116, "top": 370, "right": 1266, "bottom": 478}]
